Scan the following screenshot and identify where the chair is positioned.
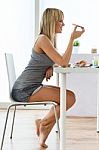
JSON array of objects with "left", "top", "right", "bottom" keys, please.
[{"left": 0, "top": 53, "right": 60, "bottom": 150}]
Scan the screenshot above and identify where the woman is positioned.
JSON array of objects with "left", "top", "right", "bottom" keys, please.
[{"left": 11, "top": 8, "right": 85, "bottom": 148}]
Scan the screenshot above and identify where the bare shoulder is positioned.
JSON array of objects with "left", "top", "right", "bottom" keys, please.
[
  {"left": 34, "top": 34, "right": 62, "bottom": 65},
  {"left": 34, "top": 34, "right": 55, "bottom": 54},
  {"left": 38, "top": 34, "right": 51, "bottom": 44},
  {"left": 33, "top": 34, "right": 50, "bottom": 53}
]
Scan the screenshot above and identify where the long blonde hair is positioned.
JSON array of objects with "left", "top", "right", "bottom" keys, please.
[{"left": 39, "top": 8, "right": 64, "bottom": 47}]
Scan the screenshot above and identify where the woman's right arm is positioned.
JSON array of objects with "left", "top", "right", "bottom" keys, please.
[
  {"left": 37, "top": 26, "right": 85, "bottom": 67},
  {"left": 62, "top": 26, "right": 85, "bottom": 67}
]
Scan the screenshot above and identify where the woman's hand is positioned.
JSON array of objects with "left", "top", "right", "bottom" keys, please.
[
  {"left": 71, "top": 24, "right": 85, "bottom": 40},
  {"left": 45, "top": 67, "right": 53, "bottom": 81}
]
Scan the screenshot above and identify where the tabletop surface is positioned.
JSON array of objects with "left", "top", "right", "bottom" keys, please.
[{"left": 54, "top": 66, "right": 99, "bottom": 73}]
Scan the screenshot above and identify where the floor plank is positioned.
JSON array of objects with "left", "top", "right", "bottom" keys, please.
[{"left": 0, "top": 110, "right": 99, "bottom": 150}]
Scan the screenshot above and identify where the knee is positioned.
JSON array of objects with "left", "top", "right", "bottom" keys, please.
[
  {"left": 67, "top": 90, "right": 76, "bottom": 108},
  {"left": 70, "top": 91, "right": 76, "bottom": 106}
]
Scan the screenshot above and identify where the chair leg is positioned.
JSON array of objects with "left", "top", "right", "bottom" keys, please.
[
  {"left": 0, "top": 106, "right": 11, "bottom": 150},
  {"left": 53, "top": 105, "right": 60, "bottom": 138},
  {"left": 10, "top": 106, "right": 16, "bottom": 139}
]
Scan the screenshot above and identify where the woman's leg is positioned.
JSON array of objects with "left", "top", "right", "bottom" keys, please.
[
  {"left": 28, "top": 86, "right": 75, "bottom": 109},
  {"left": 28, "top": 86, "right": 76, "bottom": 147}
]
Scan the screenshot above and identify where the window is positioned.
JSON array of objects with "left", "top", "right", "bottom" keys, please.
[{"left": 0, "top": 0, "right": 35, "bottom": 102}]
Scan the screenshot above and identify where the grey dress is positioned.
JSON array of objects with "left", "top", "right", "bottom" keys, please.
[{"left": 11, "top": 50, "right": 54, "bottom": 102}]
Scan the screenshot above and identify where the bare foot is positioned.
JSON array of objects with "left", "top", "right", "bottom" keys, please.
[
  {"left": 40, "top": 143, "right": 48, "bottom": 148},
  {"left": 35, "top": 119, "right": 41, "bottom": 136},
  {"left": 39, "top": 123, "right": 51, "bottom": 148}
]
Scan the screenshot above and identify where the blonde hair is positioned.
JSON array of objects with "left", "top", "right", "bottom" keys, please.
[{"left": 39, "top": 8, "right": 64, "bottom": 47}]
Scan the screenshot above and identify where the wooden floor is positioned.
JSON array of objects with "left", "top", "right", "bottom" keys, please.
[{"left": 0, "top": 109, "right": 99, "bottom": 150}]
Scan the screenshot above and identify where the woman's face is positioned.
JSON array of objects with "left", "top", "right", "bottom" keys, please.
[{"left": 55, "top": 17, "right": 65, "bottom": 33}]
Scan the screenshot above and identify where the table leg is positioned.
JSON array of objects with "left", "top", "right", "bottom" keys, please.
[
  {"left": 55, "top": 73, "right": 60, "bottom": 133},
  {"left": 59, "top": 73, "right": 66, "bottom": 150},
  {"left": 97, "top": 75, "right": 99, "bottom": 132}
]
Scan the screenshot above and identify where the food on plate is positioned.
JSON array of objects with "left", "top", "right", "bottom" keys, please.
[{"left": 76, "top": 60, "right": 87, "bottom": 67}]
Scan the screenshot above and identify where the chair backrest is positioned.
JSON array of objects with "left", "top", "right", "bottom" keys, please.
[{"left": 5, "top": 53, "right": 16, "bottom": 94}]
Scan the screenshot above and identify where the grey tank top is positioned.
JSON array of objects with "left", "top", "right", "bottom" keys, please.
[{"left": 13, "top": 50, "right": 54, "bottom": 89}]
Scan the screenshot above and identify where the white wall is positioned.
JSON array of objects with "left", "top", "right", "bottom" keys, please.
[{"left": 0, "top": 0, "right": 35, "bottom": 101}]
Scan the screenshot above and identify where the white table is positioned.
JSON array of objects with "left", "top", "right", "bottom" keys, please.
[{"left": 54, "top": 67, "right": 99, "bottom": 150}]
